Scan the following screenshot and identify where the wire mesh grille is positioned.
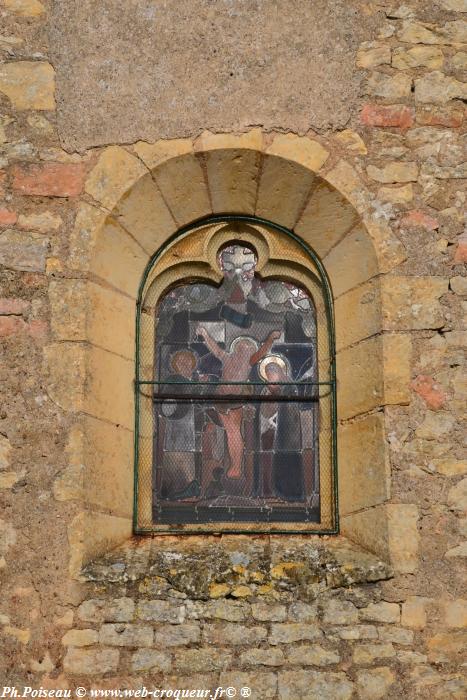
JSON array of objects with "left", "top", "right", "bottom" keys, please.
[{"left": 135, "top": 218, "right": 337, "bottom": 533}]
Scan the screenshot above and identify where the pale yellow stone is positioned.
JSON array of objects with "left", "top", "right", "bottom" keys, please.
[
  {"left": 367, "top": 72, "right": 412, "bottom": 99},
  {"left": 53, "top": 425, "right": 84, "bottom": 503},
  {"left": 367, "top": 162, "right": 418, "bottom": 184},
  {"left": 113, "top": 172, "right": 175, "bottom": 255},
  {"left": 266, "top": 133, "right": 329, "bottom": 172},
  {"left": 68, "top": 202, "right": 108, "bottom": 273},
  {"left": 357, "top": 44, "right": 391, "bottom": 68},
  {"left": 401, "top": 597, "right": 430, "bottom": 630},
  {"left": 325, "top": 159, "right": 372, "bottom": 214},
  {"left": 197, "top": 129, "right": 263, "bottom": 152},
  {"left": 324, "top": 224, "right": 379, "bottom": 298},
  {"left": 415, "top": 71, "right": 467, "bottom": 104},
  {"left": 363, "top": 218, "right": 407, "bottom": 275},
  {"left": 62, "top": 629, "right": 99, "bottom": 647},
  {"left": 392, "top": 46, "right": 444, "bottom": 70},
  {"left": 377, "top": 184, "right": 413, "bottom": 204},
  {"left": 0, "top": 62, "right": 55, "bottom": 110},
  {"left": 86, "top": 345, "right": 134, "bottom": 430},
  {"left": 134, "top": 138, "right": 193, "bottom": 169},
  {"left": 439, "top": 0, "right": 467, "bottom": 10},
  {"left": 18, "top": 211, "right": 62, "bottom": 232},
  {"left": 335, "top": 129, "right": 367, "bottom": 155},
  {"left": 335, "top": 279, "right": 381, "bottom": 351},
  {"left": 154, "top": 153, "right": 211, "bottom": 226},
  {"left": 415, "top": 412, "right": 455, "bottom": 440},
  {"left": 209, "top": 583, "right": 230, "bottom": 598},
  {"left": 271, "top": 562, "right": 306, "bottom": 579},
  {"left": 452, "top": 51, "right": 467, "bottom": 69},
  {"left": 5, "top": 627, "right": 30, "bottom": 644},
  {"left": 397, "top": 21, "right": 442, "bottom": 44},
  {"left": 356, "top": 667, "right": 396, "bottom": 700},
  {"left": 353, "top": 643, "right": 395, "bottom": 664},
  {"left": 48, "top": 279, "right": 86, "bottom": 342},
  {"left": 443, "top": 599, "right": 467, "bottom": 628},
  {"left": 342, "top": 503, "right": 420, "bottom": 573},
  {"left": 85, "top": 146, "right": 147, "bottom": 211},
  {"left": 256, "top": 153, "right": 316, "bottom": 228},
  {"left": 26, "top": 114, "right": 53, "bottom": 133},
  {"left": 338, "top": 413, "right": 390, "bottom": 515},
  {"left": 231, "top": 586, "right": 252, "bottom": 598},
  {"left": 204, "top": 147, "right": 260, "bottom": 214},
  {"left": 68, "top": 511, "right": 132, "bottom": 578},
  {"left": 63, "top": 647, "right": 120, "bottom": 675},
  {"left": 382, "top": 276, "right": 448, "bottom": 330},
  {"left": 29, "top": 652, "right": 55, "bottom": 674},
  {"left": 432, "top": 459, "right": 467, "bottom": 476},
  {"left": 43, "top": 343, "right": 85, "bottom": 412},
  {"left": 4, "top": 0, "right": 45, "bottom": 17},
  {"left": 0, "top": 472, "right": 19, "bottom": 489},
  {"left": 0, "top": 435, "right": 12, "bottom": 470}
]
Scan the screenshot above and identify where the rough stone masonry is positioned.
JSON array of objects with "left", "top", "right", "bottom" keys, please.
[{"left": 0, "top": 0, "right": 466, "bottom": 697}]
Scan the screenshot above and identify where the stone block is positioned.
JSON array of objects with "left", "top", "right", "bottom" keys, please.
[
  {"left": 295, "top": 181, "right": 358, "bottom": 259},
  {"left": 427, "top": 630, "right": 467, "bottom": 663},
  {"left": 415, "top": 412, "right": 455, "bottom": 440},
  {"left": 321, "top": 599, "right": 358, "bottom": 625},
  {"left": 270, "top": 623, "right": 322, "bottom": 645},
  {"left": 12, "top": 163, "right": 85, "bottom": 197},
  {"left": 367, "top": 73, "right": 412, "bottom": 99},
  {"left": 288, "top": 602, "right": 318, "bottom": 622},
  {"left": 0, "top": 230, "right": 49, "bottom": 273},
  {"left": 360, "top": 104, "right": 414, "bottom": 128},
  {"left": 278, "top": 671, "right": 354, "bottom": 700},
  {"left": 367, "top": 162, "right": 418, "bottom": 184},
  {"left": 378, "top": 627, "right": 414, "bottom": 645},
  {"left": 393, "top": 46, "right": 444, "bottom": 70},
  {"left": 359, "top": 602, "right": 400, "bottom": 624},
  {"left": 335, "top": 279, "right": 381, "bottom": 351},
  {"left": 132, "top": 648, "right": 171, "bottom": 673},
  {"left": 324, "top": 224, "right": 379, "bottom": 298},
  {"left": 154, "top": 154, "right": 211, "bottom": 226},
  {"left": 325, "top": 160, "right": 372, "bottom": 213},
  {"left": 338, "top": 413, "right": 390, "bottom": 515},
  {"left": 415, "top": 71, "right": 467, "bottom": 104},
  {"left": 136, "top": 599, "right": 185, "bottom": 624},
  {"left": 4, "top": 0, "right": 45, "bottom": 17},
  {"left": 256, "top": 154, "right": 315, "bottom": 228},
  {"left": 85, "top": 146, "right": 147, "bottom": 211},
  {"left": 266, "top": 134, "right": 329, "bottom": 173},
  {"left": 203, "top": 623, "right": 266, "bottom": 646},
  {"left": 85, "top": 346, "right": 134, "bottom": 430},
  {"left": 43, "top": 343, "right": 85, "bottom": 412},
  {"left": 356, "top": 44, "right": 391, "bottom": 68},
  {"left": 356, "top": 667, "right": 396, "bottom": 700},
  {"left": 353, "top": 643, "right": 395, "bottom": 664},
  {"left": 77, "top": 597, "right": 135, "bottom": 624},
  {"left": 447, "top": 478, "right": 467, "bottom": 512},
  {"left": 63, "top": 648, "right": 119, "bottom": 675},
  {"left": 335, "top": 129, "right": 368, "bottom": 154},
  {"left": 113, "top": 172, "right": 175, "bottom": 255},
  {"left": 154, "top": 623, "right": 200, "bottom": 647},
  {"left": 378, "top": 184, "right": 413, "bottom": 204},
  {"left": 287, "top": 645, "right": 340, "bottom": 666},
  {"left": 61, "top": 629, "right": 98, "bottom": 647},
  {"left": 450, "top": 276, "right": 467, "bottom": 296},
  {"left": 68, "top": 511, "right": 132, "bottom": 577},
  {"left": 203, "top": 147, "right": 261, "bottom": 214},
  {"left": 401, "top": 597, "right": 430, "bottom": 630},
  {"left": 252, "top": 602, "right": 287, "bottom": 622},
  {"left": 99, "top": 623, "right": 153, "bottom": 647},
  {"left": 173, "top": 648, "right": 231, "bottom": 673},
  {"left": 0, "top": 209, "right": 17, "bottom": 227},
  {"left": 219, "top": 672, "right": 277, "bottom": 700},
  {"left": 432, "top": 459, "right": 466, "bottom": 476},
  {"left": 0, "top": 62, "right": 55, "bottom": 110},
  {"left": 205, "top": 599, "right": 249, "bottom": 622},
  {"left": 18, "top": 211, "right": 62, "bottom": 233},
  {"left": 442, "top": 599, "right": 467, "bottom": 628},
  {"left": 134, "top": 139, "right": 193, "bottom": 169},
  {"left": 382, "top": 276, "right": 447, "bottom": 330},
  {"left": 332, "top": 626, "right": 377, "bottom": 640},
  {"left": 240, "top": 648, "right": 285, "bottom": 666}
]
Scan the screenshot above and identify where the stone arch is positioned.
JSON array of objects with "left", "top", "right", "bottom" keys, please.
[{"left": 48, "top": 131, "right": 416, "bottom": 577}]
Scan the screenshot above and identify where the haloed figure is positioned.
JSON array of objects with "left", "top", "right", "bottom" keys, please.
[{"left": 197, "top": 325, "right": 281, "bottom": 479}]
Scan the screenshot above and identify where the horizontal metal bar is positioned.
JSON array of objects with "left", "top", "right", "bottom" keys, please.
[
  {"left": 136, "top": 379, "right": 334, "bottom": 386},
  {"left": 151, "top": 394, "right": 320, "bottom": 403}
]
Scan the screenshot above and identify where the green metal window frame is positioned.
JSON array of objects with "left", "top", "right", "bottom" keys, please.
[{"left": 133, "top": 214, "right": 338, "bottom": 535}]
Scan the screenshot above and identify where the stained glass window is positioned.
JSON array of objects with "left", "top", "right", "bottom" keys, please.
[{"left": 151, "top": 242, "right": 320, "bottom": 524}]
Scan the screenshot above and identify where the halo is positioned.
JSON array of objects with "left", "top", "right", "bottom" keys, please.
[
  {"left": 258, "top": 354, "right": 289, "bottom": 381},
  {"left": 229, "top": 336, "right": 258, "bottom": 353}
]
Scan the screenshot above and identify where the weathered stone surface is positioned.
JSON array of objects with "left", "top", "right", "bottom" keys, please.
[
  {"left": 18, "top": 211, "right": 62, "bottom": 232},
  {"left": 450, "top": 276, "right": 467, "bottom": 296},
  {"left": 382, "top": 276, "right": 448, "bottom": 330},
  {"left": 452, "top": 51, "right": 467, "bottom": 69},
  {"left": 61, "top": 629, "right": 98, "bottom": 647},
  {"left": 335, "top": 129, "right": 367, "bottom": 154},
  {"left": 288, "top": 602, "right": 318, "bottom": 623},
  {"left": 205, "top": 599, "right": 249, "bottom": 622},
  {"left": 445, "top": 542, "right": 467, "bottom": 557},
  {"left": 356, "top": 667, "right": 396, "bottom": 699},
  {"left": 415, "top": 72, "right": 467, "bottom": 104},
  {"left": 63, "top": 648, "right": 119, "bottom": 675},
  {"left": 287, "top": 645, "right": 340, "bottom": 666},
  {"left": 378, "top": 184, "right": 413, "bottom": 204},
  {"left": 447, "top": 478, "right": 467, "bottom": 512},
  {"left": 398, "top": 19, "right": 467, "bottom": 44},
  {"left": 360, "top": 104, "right": 414, "bottom": 128},
  {"left": 204, "top": 623, "right": 266, "bottom": 646},
  {"left": 332, "top": 625, "right": 377, "bottom": 641},
  {"left": 77, "top": 598, "right": 135, "bottom": 623},
  {"left": 367, "top": 162, "right": 418, "bottom": 183},
  {"left": 252, "top": 602, "right": 287, "bottom": 622},
  {"left": 427, "top": 630, "right": 467, "bottom": 663},
  {"left": 0, "top": 209, "right": 17, "bottom": 227},
  {"left": 432, "top": 459, "right": 467, "bottom": 476},
  {"left": 353, "top": 643, "right": 395, "bottom": 664},
  {"left": 0, "top": 230, "right": 48, "bottom": 272},
  {"left": 335, "top": 280, "right": 381, "bottom": 351},
  {"left": 12, "top": 163, "right": 86, "bottom": 197},
  {"left": 270, "top": 623, "right": 322, "bottom": 644},
  {"left": 401, "top": 210, "right": 439, "bottom": 231},
  {"left": 321, "top": 599, "right": 358, "bottom": 625},
  {"left": 367, "top": 73, "right": 412, "bottom": 99},
  {"left": 154, "top": 623, "right": 200, "bottom": 647},
  {"left": 154, "top": 154, "right": 211, "bottom": 226},
  {"left": 443, "top": 599, "right": 467, "bottom": 628},
  {"left": 85, "top": 146, "right": 147, "bottom": 210},
  {"left": 357, "top": 43, "right": 391, "bottom": 68},
  {"left": 278, "top": 671, "right": 354, "bottom": 700},
  {"left": 4, "top": 0, "right": 45, "bottom": 16},
  {"left": 49, "top": 1, "right": 376, "bottom": 150},
  {"left": 99, "top": 623, "right": 153, "bottom": 647},
  {"left": 240, "top": 648, "right": 285, "bottom": 667},
  {"left": 359, "top": 602, "right": 400, "bottom": 624},
  {"left": 0, "top": 62, "right": 55, "bottom": 110},
  {"left": 0, "top": 436, "right": 12, "bottom": 471},
  {"left": 173, "top": 648, "right": 231, "bottom": 673},
  {"left": 136, "top": 599, "right": 185, "bottom": 623},
  {"left": 415, "top": 412, "right": 455, "bottom": 440},
  {"left": 378, "top": 627, "right": 414, "bottom": 645},
  {"left": 256, "top": 154, "right": 315, "bottom": 229},
  {"left": 393, "top": 46, "right": 444, "bottom": 70},
  {"left": 131, "top": 649, "right": 171, "bottom": 673},
  {"left": 412, "top": 375, "right": 447, "bottom": 411},
  {"left": 219, "top": 672, "right": 277, "bottom": 700}
]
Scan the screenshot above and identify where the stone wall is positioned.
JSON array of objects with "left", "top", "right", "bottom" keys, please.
[{"left": 0, "top": 0, "right": 466, "bottom": 697}]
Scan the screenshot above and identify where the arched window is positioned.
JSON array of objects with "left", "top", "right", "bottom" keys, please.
[{"left": 134, "top": 216, "right": 337, "bottom": 533}]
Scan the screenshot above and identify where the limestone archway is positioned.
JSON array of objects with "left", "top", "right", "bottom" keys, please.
[{"left": 47, "top": 131, "right": 416, "bottom": 576}]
